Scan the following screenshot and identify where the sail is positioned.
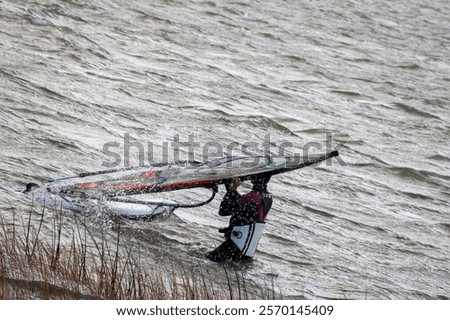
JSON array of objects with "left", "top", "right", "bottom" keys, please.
[{"left": 47, "top": 151, "right": 338, "bottom": 198}]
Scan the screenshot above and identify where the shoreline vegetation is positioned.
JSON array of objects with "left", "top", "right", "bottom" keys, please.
[{"left": 0, "top": 201, "right": 280, "bottom": 300}]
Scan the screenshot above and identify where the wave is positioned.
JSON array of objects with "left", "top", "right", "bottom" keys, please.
[
  {"left": 436, "top": 223, "right": 450, "bottom": 234},
  {"left": 427, "top": 154, "right": 450, "bottom": 162},
  {"left": 329, "top": 89, "right": 365, "bottom": 98},
  {"left": 302, "top": 204, "right": 336, "bottom": 219},
  {"left": 393, "top": 63, "right": 422, "bottom": 70},
  {"left": 390, "top": 166, "right": 449, "bottom": 182},
  {"left": 392, "top": 102, "right": 441, "bottom": 119}
]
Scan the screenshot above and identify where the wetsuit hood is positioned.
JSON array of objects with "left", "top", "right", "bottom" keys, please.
[{"left": 250, "top": 173, "right": 271, "bottom": 191}]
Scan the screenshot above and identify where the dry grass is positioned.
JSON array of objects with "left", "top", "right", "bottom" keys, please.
[{"left": 0, "top": 201, "right": 279, "bottom": 300}]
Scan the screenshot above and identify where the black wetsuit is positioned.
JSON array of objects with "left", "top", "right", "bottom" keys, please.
[{"left": 207, "top": 181, "right": 272, "bottom": 262}]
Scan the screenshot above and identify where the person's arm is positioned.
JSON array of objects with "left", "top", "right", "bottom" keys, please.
[{"left": 218, "top": 177, "right": 242, "bottom": 216}]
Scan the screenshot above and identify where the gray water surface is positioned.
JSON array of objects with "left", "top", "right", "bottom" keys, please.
[{"left": 1, "top": 0, "right": 449, "bottom": 299}]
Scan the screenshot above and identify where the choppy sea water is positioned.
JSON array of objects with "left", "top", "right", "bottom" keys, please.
[{"left": 0, "top": 0, "right": 449, "bottom": 299}]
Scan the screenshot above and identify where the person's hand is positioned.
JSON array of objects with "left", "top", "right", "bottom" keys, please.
[
  {"left": 229, "top": 177, "right": 242, "bottom": 191},
  {"left": 219, "top": 226, "right": 232, "bottom": 238}
]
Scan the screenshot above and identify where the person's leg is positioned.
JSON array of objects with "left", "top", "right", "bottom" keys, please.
[{"left": 207, "top": 239, "right": 240, "bottom": 262}]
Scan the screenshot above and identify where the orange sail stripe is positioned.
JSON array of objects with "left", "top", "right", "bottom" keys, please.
[
  {"left": 76, "top": 179, "right": 219, "bottom": 192},
  {"left": 153, "top": 179, "right": 219, "bottom": 191},
  {"left": 77, "top": 182, "right": 148, "bottom": 191},
  {"left": 138, "top": 170, "right": 158, "bottom": 178},
  {"left": 78, "top": 182, "right": 102, "bottom": 189},
  {"left": 109, "top": 183, "right": 149, "bottom": 191}
]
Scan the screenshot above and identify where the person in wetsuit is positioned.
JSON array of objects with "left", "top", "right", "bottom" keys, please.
[{"left": 207, "top": 173, "right": 272, "bottom": 262}]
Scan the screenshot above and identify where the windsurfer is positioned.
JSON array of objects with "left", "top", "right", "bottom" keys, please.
[{"left": 207, "top": 173, "right": 272, "bottom": 262}]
